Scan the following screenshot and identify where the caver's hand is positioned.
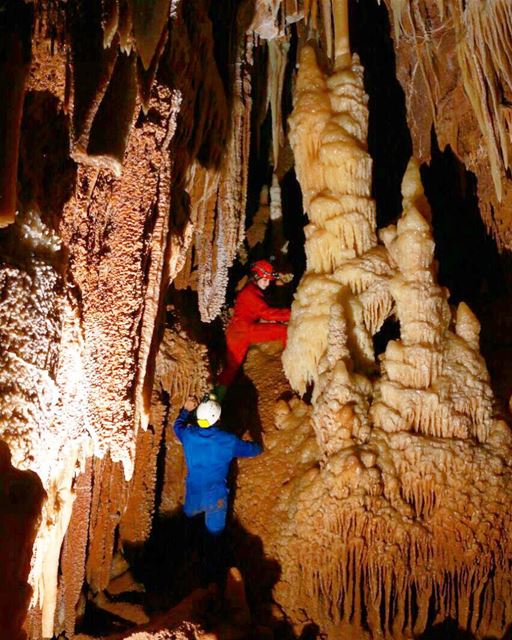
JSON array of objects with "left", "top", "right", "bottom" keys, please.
[
  {"left": 184, "top": 396, "right": 197, "bottom": 412},
  {"left": 276, "top": 272, "right": 293, "bottom": 286}
]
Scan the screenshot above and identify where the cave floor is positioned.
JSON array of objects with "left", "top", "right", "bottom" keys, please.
[{"left": 75, "top": 342, "right": 313, "bottom": 640}]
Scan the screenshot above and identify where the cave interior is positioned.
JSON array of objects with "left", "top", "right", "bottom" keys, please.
[{"left": 2, "top": 0, "right": 512, "bottom": 639}]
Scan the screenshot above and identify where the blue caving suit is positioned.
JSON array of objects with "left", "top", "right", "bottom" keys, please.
[{"left": 174, "top": 408, "right": 263, "bottom": 535}]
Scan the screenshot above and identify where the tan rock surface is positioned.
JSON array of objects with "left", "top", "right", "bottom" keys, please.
[{"left": 384, "top": 0, "right": 512, "bottom": 250}]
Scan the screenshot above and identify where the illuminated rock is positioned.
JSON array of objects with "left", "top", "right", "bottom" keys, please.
[{"left": 283, "top": 40, "right": 392, "bottom": 464}]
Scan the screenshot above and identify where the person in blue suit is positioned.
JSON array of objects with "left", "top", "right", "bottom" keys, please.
[{"left": 173, "top": 394, "right": 262, "bottom": 585}]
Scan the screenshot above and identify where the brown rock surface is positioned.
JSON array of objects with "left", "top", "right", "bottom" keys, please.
[
  {"left": 0, "top": 1, "right": 251, "bottom": 636},
  {"left": 384, "top": 0, "right": 512, "bottom": 250}
]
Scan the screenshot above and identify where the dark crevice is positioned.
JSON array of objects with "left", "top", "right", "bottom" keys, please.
[
  {"left": 421, "top": 128, "right": 512, "bottom": 411},
  {"left": 349, "top": 0, "right": 413, "bottom": 229},
  {"left": 422, "top": 130, "right": 506, "bottom": 308}
]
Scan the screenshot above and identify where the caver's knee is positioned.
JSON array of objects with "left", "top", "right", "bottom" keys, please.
[{"left": 205, "top": 499, "right": 228, "bottom": 535}]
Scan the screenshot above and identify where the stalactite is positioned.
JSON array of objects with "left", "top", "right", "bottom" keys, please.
[
  {"left": 84, "top": 51, "right": 138, "bottom": 176},
  {"left": 60, "top": 78, "right": 184, "bottom": 479},
  {"left": 321, "top": 0, "right": 333, "bottom": 60},
  {"left": 128, "top": 0, "right": 171, "bottom": 70},
  {"left": 0, "top": 16, "right": 189, "bottom": 634},
  {"left": 68, "top": 0, "right": 177, "bottom": 175},
  {"left": 166, "top": 1, "right": 252, "bottom": 322},
  {"left": 250, "top": 0, "right": 284, "bottom": 41},
  {"left": 452, "top": 0, "right": 512, "bottom": 202},
  {"left": 34, "top": 452, "right": 83, "bottom": 637},
  {"left": 70, "top": 2, "right": 120, "bottom": 167},
  {"left": 0, "top": 26, "right": 29, "bottom": 228},
  {"left": 197, "top": 34, "right": 253, "bottom": 322},
  {"left": 268, "top": 37, "right": 290, "bottom": 168},
  {"left": 132, "top": 85, "right": 181, "bottom": 437},
  {"left": 1, "top": 1, "right": 251, "bottom": 637},
  {"left": 136, "top": 26, "right": 170, "bottom": 113},
  {"left": 6, "top": 2, "right": 512, "bottom": 639},
  {"left": 386, "top": 0, "right": 512, "bottom": 246},
  {"left": 101, "top": 0, "right": 120, "bottom": 48}
]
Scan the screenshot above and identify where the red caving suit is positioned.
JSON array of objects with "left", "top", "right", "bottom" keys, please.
[{"left": 217, "top": 281, "right": 291, "bottom": 386}]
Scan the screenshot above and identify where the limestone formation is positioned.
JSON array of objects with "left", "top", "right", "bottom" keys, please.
[
  {"left": 278, "top": 9, "right": 512, "bottom": 633},
  {"left": 1, "top": 1, "right": 512, "bottom": 639},
  {"left": 0, "top": 1, "right": 247, "bottom": 635},
  {"left": 283, "top": 41, "right": 394, "bottom": 461},
  {"left": 235, "top": 167, "right": 512, "bottom": 636},
  {"left": 0, "top": 5, "right": 30, "bottom": 227},
  {"left": 385, "top": 0, "right": 512, "bottom": 250}
]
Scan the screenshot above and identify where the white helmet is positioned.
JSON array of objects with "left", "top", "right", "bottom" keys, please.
[{"left": 196, "top": 398, "right": 221, "bottom": 428}]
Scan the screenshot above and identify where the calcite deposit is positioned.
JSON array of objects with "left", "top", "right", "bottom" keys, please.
[
  {"left": 282, "top": 40, "right": 393, "bottom": 458},
  {"left": 0, "top": 3, "right": 31, "bottom": 227},
  {"left": 384, "top": 0, "right": 512, "bottom": 249},
  {"left": 236, "top": 167, "right": 512, "bottom": 633},
  {"left": 277, "top": 13, "right": 512, "bottom": 635},
  {"left": 0, "top": 0, "right": 250, "bottom": 636},
  {"left": 1, "top": 0, "right": 512, "bottom": 639}
]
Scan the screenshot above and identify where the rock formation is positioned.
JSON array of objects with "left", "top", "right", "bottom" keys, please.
[
  {"left": 384, "top": 0, "right": 512, "bottom": 250},
  {"left": 282, "top": 37, "right": 393, "bottom": 456},
  {"left": 277, "top": 15, "right": 512, "bottom": 633},
  {"left": 1, "top": 0, "right": 512, "bottom": 639},
  {"left": 0, "top": 0, "right": 249, "bottom": 635},
  {"left": 238, "top": 160, "right": 512, "bottom": 639}
]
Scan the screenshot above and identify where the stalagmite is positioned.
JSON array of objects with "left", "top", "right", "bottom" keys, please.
[
  {"left": 283, "top": 30, "right": 392, "bottom": 458},
  {"left": 372, "top": 158, "right": 494, "bottom": 443},
  {"left": 273, "top": 3, "right": 512, "bottom": 636},
  {"left": 265, "top": 156, "right": 512, "bottom": 638},
  {"left": 3, "top": 2, "right": 512, "bottom": 639}
]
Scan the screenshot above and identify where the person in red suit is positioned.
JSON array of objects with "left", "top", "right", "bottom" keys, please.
[{"left": 216, "top": 260, "right": 291, "bottom": 399}]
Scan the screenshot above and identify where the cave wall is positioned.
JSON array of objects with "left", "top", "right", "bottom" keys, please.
[{"left": 0, "top": 0, "right": 252, "bottom": 636}]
